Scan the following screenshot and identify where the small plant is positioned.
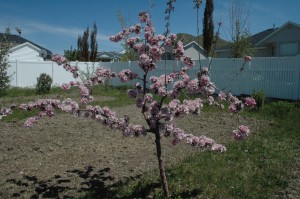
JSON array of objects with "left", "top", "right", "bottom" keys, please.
[
  {"left": 35, "top": 73, "right": 52, "bottom": 94},
  {"left": 252, "top": 90, "right": 265, "bottom": 109}
]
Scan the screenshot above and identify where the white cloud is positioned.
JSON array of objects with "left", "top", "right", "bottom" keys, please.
[{"left": 0, "top": 17, "right": 110, "bottom": 41}]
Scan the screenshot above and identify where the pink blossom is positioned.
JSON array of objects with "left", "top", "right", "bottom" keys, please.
[
  {"left": 61, "top": 83, "right": 71, "bottom": 91},
  {"left": 52, "top": 54, "right": 67, "bottom": 65},
  {"left": 126, "top": 37, "right": 140, "bottom": 47},
  {"left": 138, "top": 11, "right": 149, "bottom": 23},
  {"left": 172, "top": 41, "right": 184, "bottom": 60},
  {"left": 186, "top": 79, "right": 200, "bottom": 94},
  {"left": 218, "top": 91, "right": 227, "bottom": 101},
  {"left": 59, "top": 98, "right": 79, "bottom": 113},
  {"left": 244, "top": 55, "right": 252, "bottom": 62},
  {"left": 168, "top": 99, "right": 180, "bottom": 110},
  {"left": 183, "top": 56, "right": 195, "bottom": 68},
  {"left": 0, "top": 107, "right": 13, "bottom": 115},
  {"left": 233, "top": 125, "right": 250, "bottom": 141},
  {"left": 79, "top": 86, "right": 89, "bottom": 97},
  {"left": 149, "top": 101, "right": 160, "bottom": 115},
  {"left": 24, "top": 116, "right": 38, "bottom": 127},
  {"left": 170, "top": 33, "right": 177, "bottom": 40},
  {"left": 229, "top": 103, "right": 237, "bottom": 113},
  {"left": 129, "top": 24, "right": 142, "bottom": 34},
  {"left": 118, "top": 69, "right": 138, "bottom": 82},
  {"left": 244, "top": 97, "right": 256, "bottom": 108},
  {"left": 144, "top": 93, "right": 153, "bottom": 103},
  {"left": 127, "top": 89, "right": 138, "bottom": 98},
  {"left": 124, "top": 124, "right": 147, "bottom": 137},
  {"left": 211, "top": 144, "right": 226, "bottom": 152}
]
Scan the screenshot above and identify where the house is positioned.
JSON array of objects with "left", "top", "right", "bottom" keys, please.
[
  {"left": 163, "top": 41, "right": 207, "bottom": 60},
  {"left": 183, "top": 41, "right": 207, "bottom": 60},
  {"left": 97, "top": 51, "right": 122, "bottom": 62},
  {"left": 216, "top": 21, "right": 300, "bottom": 58},
  {"left": 0, "top": 33, "right": 53, "bottom": 61}
]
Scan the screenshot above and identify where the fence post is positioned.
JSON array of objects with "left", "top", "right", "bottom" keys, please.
[
  {"left": 51, "top": 61, "right": 54, "bottom": 86},
  {"left": 15, "top": 59, "right": 18, "bottom": 87},
  {"left": 297, "top": 55, "right": 300, "bottom": 100}
]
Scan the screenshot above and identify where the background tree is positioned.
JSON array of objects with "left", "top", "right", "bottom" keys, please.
[
  {"left": 64, "top": 46, "right": 77, "bottom": 61},
  {"left": 202, "top": 0, "right": 214, "bottom": 56},
  {"left": 116, "top": 9, "right": 138, "bottom": 62},
  {"left": 229, "top": 0, "right": 254, "bottom": 58},
  {"left": 0, "top": 28, "right": 12, "bottom": 97},
  {"left": 77, "top": 22, "right": 98, "bottom": 62}
]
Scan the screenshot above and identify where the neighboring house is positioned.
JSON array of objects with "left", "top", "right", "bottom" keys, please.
[
  {"left": 97, "top": 51, "right": 122, "bottom": 62},
  {"left": 163, "top": 41, "right": 207, "bottom": 60},
  {"left": 183, "top": 41, "right": 207, "bottom": 60},
  {"left": 216, "top": 21, "right": 300, "bottom": 58},
  {"left": 0, "top": 33, "right": 53, "bottom": 61}
]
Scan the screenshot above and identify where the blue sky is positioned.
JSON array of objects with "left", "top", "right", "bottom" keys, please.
[{"left": 1, "top": 0, "right": 299, "bottom": 55}]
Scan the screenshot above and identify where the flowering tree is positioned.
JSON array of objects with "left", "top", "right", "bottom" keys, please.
[{"left": 2, "top": 3, "right": 256, "bottom": 198}]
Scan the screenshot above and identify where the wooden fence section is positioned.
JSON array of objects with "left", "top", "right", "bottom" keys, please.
[{"left": 8, "top": 55, "right": 300, "bottom": 100}]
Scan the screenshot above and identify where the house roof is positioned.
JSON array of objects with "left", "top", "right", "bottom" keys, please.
[
  {"left": 251, "top": 28, "right": 278, "bottom": 46},
  {"left": 216, "top": 21, "right": 300, "bottom": 52},
  {"left": 10, "top": 42, "right": 41, "bottom": 52},
  {"left": 0, "top": 33, "right": 53, "bottom": 56},
  {"left": 255, "top": 21, "right": 300, "bottom": 46},
  {"left": 183, "top": 41, "right": 206, "bottom": 52},
  {"left": 97, "top": 51, "right": 122, "bottom": 59}
]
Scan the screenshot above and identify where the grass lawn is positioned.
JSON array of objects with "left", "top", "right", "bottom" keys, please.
[{"left": 101, "top": 101, "right": 299, "bottom": 199}]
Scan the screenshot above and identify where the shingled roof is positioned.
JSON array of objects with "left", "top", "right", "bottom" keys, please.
[{"left": 251, "top": 28, "right": 278, "bottom": 46}]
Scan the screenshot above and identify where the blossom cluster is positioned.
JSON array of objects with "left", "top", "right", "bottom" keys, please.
[
  {"left": 0, "top": 107, "right": 13, "bottom": 116},
  {"left": 52, "top": 55, "right": 79, "bottom": 78},
  {"left": 20, "top": 99, "right": 61, "bottom": 127},
  {"left": 233, "top": 125, "right": 250, "bottom": 140},
  {"left": 118, "top": 69, "right": 138, "bottom": 82},
  {"left": 109, "top": 12, "right": 194, "bottom": 73},
  {"left": 165, "top": 123, "right": 227, "bottom": 152}
]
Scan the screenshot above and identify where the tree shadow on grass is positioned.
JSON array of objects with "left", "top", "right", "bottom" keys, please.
[
  {"left": 6, "top": 165, "right": 114, "bottom": 198},
  {"left": 6, "top": 166, "right": 203, "bottom": 198}
]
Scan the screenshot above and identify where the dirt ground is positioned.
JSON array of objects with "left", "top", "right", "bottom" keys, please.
[{"left": 0, "top": 102, "right": 294, "bottom": 198}]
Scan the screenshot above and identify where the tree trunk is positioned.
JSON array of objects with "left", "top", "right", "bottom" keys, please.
[{"left": 154, "top": 128, "right": 170, "bottom": 198}]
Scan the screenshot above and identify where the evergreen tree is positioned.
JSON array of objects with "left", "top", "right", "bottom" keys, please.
[
  {"left": 77, "top": 22, "right": 98, "bottom": 62},
  {"left": 203, "top": 0, "right": 214, "bottom": 56}
]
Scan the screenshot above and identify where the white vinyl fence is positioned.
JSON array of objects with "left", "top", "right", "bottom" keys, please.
[{"left": 7, "top": 55, "right": 300, "bottom": 100}]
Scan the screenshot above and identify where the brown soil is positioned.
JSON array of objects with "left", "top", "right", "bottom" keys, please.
[{"left": 0, "top": 103, "right": 282, "bottom": 198}]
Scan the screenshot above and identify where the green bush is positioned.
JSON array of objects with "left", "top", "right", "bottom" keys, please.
[
  {"left": 251, "top": 90, "right": 265, "bottom": 109},
  {"left": 35, "top": 73, "right": 52, "bottom": 94}
]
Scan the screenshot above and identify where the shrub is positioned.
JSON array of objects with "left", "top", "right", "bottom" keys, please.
[
  {"left": 35, "top": 73, "right": 52, "bottom": 94},
  {"left": 0, "top": 28, "right": 12, "bottom": 97},
  {"left": 251, "top": 90, "right": 265, "bottom": 109}
]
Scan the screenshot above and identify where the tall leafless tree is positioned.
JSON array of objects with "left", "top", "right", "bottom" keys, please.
[{"left": 229, "top": 0, "right": 254, "bottom": 57}]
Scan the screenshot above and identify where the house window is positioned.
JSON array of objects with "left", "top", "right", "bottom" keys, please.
[{"left": 279, "top": 42, "right": 298, "bottom": 56}]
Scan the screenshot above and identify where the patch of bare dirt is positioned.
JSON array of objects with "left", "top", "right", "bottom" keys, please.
[{"left": 0, "top": 104, "right": 267, "bottom": 198}]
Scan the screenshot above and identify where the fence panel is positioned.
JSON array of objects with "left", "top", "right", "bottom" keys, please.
[{"left": 7, "top": 56, "right": 300, "bottom": 100}]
